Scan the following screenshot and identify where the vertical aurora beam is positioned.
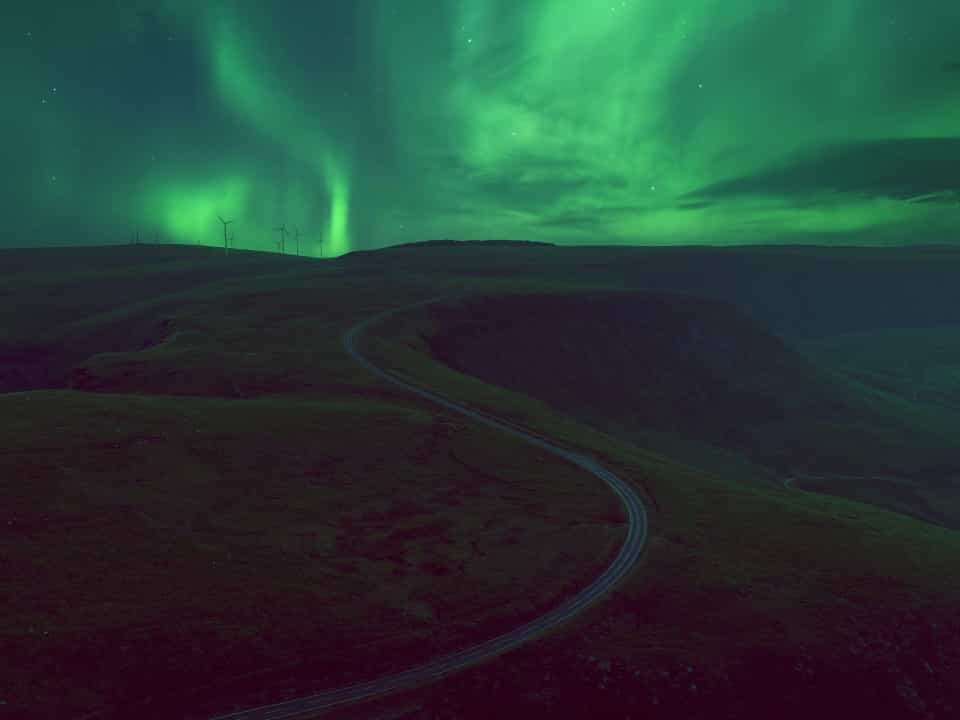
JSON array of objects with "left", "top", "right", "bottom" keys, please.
[
  {"left": 205, "top": 7, "right": 353, "bottom": 255},
  {"left": 326, "top": 164, "right": 350, "bottom": 257}
]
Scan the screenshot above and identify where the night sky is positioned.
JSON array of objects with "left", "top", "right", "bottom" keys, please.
[{"left": 6, "top": 1, "right": 960, "bottom": 255}]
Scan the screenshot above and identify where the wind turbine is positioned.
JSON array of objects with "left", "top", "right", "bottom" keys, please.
[
  {"left": 294, "top": 228, "right": 302, "bottom": 257},
  {"left": 217, "top": 214, "right": 234, "bottom": 255},
  {"left": 274, "top": 223, "right": 288, "bottom": 254}
]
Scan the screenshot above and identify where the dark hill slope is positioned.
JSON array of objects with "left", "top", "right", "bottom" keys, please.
[
  {"left": 342, "top": 242, "right": 960, "bottom": 338},
  {"left": 425, "top": 292, "right": 960, "bottom": 489},
  {"left": 0, "top": 245, "right": 309, "bottom": 392}
]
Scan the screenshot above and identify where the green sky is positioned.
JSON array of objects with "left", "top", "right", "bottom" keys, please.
[{"left": 5, "top": 0, "right": 960, "bottom": 254}]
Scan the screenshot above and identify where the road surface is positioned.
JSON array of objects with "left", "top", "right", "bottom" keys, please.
[{"left": 210, "top": 298, "right": 649, "bottom": 720}]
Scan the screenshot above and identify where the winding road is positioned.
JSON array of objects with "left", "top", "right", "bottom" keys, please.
[{"left": 210, "top": 298, "right": 649, "bottom": 720}]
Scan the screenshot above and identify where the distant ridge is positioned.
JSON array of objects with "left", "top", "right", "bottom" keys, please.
[{"left": 348, "top": 238, "right": 556, "bottom": 255}]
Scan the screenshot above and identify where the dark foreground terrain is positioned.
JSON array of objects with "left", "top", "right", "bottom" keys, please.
[{"left": 2, "top": 241, "right": 959, "bottom": 719}]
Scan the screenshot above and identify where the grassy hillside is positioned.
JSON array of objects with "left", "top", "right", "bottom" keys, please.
[
  {"left": 801, "top": 325, "right": 960, "bottom": 409},
  {"left": 0, "top": 245, "right": 309, "bottom": 392},
  {"left": 342, "top": 242, "right": 960, "bottom": 337},
  {"left": 0, "top": 310, "right": 623, "bottom": 718},
  {"left": 421, "top": 292, "right": 960, "bottom": 525},
  {"left": 3, "top": 243, "right": 960, "bottom": 719},
  {"left": 350, "top": 297, "right": 960, "bottom": 718}
]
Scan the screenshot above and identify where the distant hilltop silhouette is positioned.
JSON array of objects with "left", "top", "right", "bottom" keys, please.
[{"left": 370, "top": 238, "right": 557, "bottom": 252}]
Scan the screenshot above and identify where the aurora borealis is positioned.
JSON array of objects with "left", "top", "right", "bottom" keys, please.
[{"left": 6, "top": 1, "right": 960, "bottom": 254}]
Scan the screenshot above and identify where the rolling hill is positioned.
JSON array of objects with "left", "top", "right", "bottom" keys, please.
[{"left": 3, "top": 242, "right": 960, "bottom": 719}]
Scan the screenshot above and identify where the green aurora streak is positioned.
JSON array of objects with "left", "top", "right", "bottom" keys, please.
[{"left": 6, "top": 0, "right": 960, "bottom": 253}]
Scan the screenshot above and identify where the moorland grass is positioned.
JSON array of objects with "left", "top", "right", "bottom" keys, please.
[
  {"left": 801, "top": 325, "right": 960, "bottom": 409},
  {"left": 1, "top": 389, "right": 622, "bottom": 718},
  {"left": 350, "top": 290, "right": 960, "bottom": 716},
  {"left": 4, "top": 243, "right": 960, "bottom": 718}
]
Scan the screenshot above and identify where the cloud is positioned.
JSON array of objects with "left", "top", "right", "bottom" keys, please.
[
  {"left": 534, "top": 213, "right": 605, "bottom": 230},
  {"left": 690, "top": 138, "right": 960, "bottom": 203},
  {"left": 675, "top": 201, "right": 713, "bottom": 211}
]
